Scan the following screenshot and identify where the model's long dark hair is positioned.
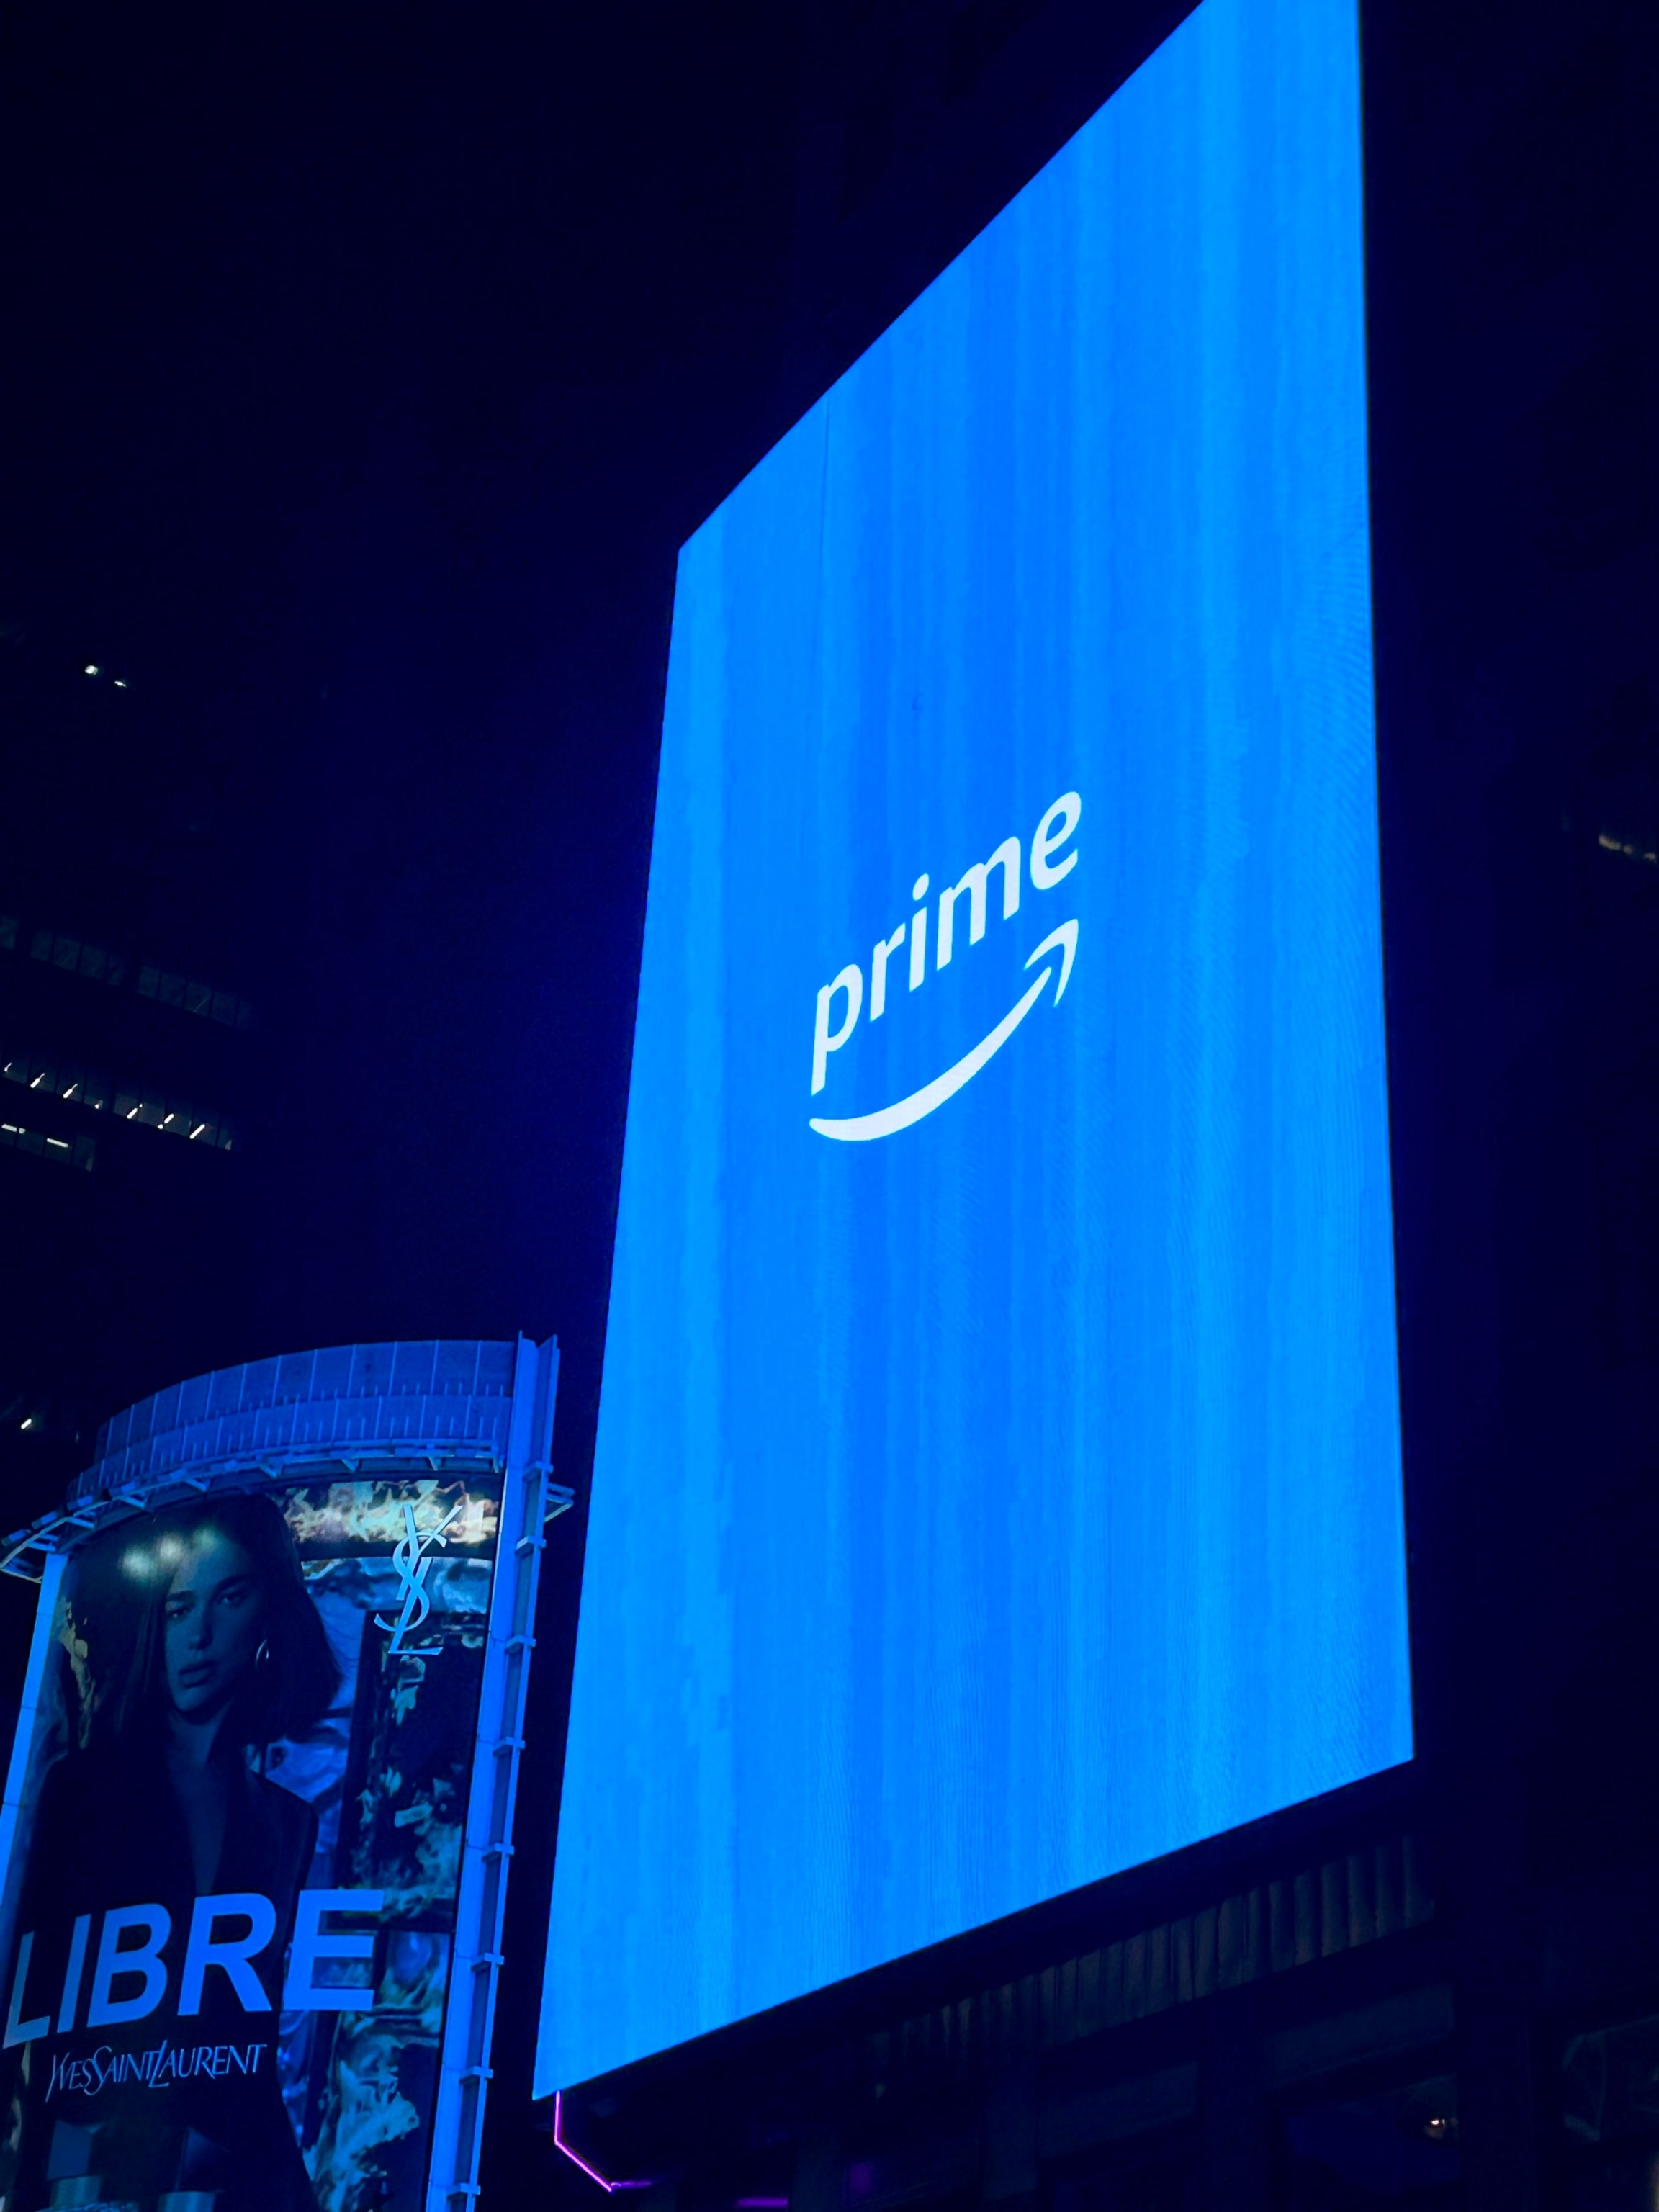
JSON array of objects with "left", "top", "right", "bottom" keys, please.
[{"left": 109, "top": 1492, "right": 341, "bottom": 1749}]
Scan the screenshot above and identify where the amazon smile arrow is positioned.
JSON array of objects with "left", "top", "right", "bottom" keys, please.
[{"left": 809, "top": 920, "right": 1077, "bottom": 1143}]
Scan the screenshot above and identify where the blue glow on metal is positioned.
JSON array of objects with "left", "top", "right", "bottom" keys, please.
[
  {"left": 538, "top": 0, "right": 1410, "bottom": 2094},
  {"left": 0, "top": 1555, "right": 67, "bottom": 1979}
]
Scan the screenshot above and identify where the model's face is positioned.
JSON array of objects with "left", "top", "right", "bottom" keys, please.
[{"left": 163, "top": 1532, "right": 264, "bottom": 1717}]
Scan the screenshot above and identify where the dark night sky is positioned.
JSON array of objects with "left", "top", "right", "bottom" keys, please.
[{"left": 0, "top": 0, "right": 806, "bottom": 1416}]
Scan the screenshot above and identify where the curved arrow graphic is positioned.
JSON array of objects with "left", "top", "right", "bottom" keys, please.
[{"left": 809, "top": 920, "right": 1076, "bottom": 1143}]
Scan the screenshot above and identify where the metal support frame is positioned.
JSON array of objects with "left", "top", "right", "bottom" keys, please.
[
  {"left": 0, "top": 1439, "right": 509, "bottom": 1582},
  {"left": 0, "top": 1551, "right": 67, "bottom": 1984},
  {"left": 427, "top": 1333, "right": 562, "bottom": 2212}
]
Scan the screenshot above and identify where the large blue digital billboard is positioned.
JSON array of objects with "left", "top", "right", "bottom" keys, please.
[{"left": 537, "top": 0, "right": 1410, "bottom": 2095}]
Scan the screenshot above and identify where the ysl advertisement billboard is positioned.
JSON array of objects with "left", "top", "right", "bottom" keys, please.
[{"left": 0, "top": 1466, "right": 527, "bottom": 2212}]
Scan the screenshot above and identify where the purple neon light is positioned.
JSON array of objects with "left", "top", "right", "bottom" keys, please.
[{"left": 552, "top": 2091, "right": 657, "bottom": 2193}]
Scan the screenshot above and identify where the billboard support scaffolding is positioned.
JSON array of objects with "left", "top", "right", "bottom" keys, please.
[{"left": 428, "top": 1334, "right": 560, "bottom": 2212}]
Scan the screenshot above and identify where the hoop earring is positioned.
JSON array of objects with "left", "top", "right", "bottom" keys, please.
[{"left": 253, "top": 1637, "right": 271, "bottom": 1672}]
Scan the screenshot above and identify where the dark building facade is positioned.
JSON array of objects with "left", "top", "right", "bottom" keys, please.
[{"left": 1, "top": 0, "right": 1656, "bottom": 2204}]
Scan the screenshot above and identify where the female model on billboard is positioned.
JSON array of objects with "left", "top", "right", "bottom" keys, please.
[{"left": 0, "top": 1493, "right": 341, "bottom": 2212}]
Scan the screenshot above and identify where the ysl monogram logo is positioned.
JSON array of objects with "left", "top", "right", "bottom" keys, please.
[{"left": 374, "top": 1498, "right": 466, "bottom": 1653}]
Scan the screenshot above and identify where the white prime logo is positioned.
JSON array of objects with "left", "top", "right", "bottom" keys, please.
[{"left": 809, "top": 791, "right": 1079, "bottom": 1141}]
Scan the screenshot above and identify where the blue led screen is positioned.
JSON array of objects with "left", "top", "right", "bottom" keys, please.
[{"left": 537, "top": 0, "right": 1411, "bottom": 2094}]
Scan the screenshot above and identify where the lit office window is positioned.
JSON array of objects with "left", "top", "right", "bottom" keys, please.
[
  {"left": 0, "top": 1121, "right": 94, "bottom": 1170},
  {"left": 1, "top": 1055, "right": 235, "bottom": 1151}
]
